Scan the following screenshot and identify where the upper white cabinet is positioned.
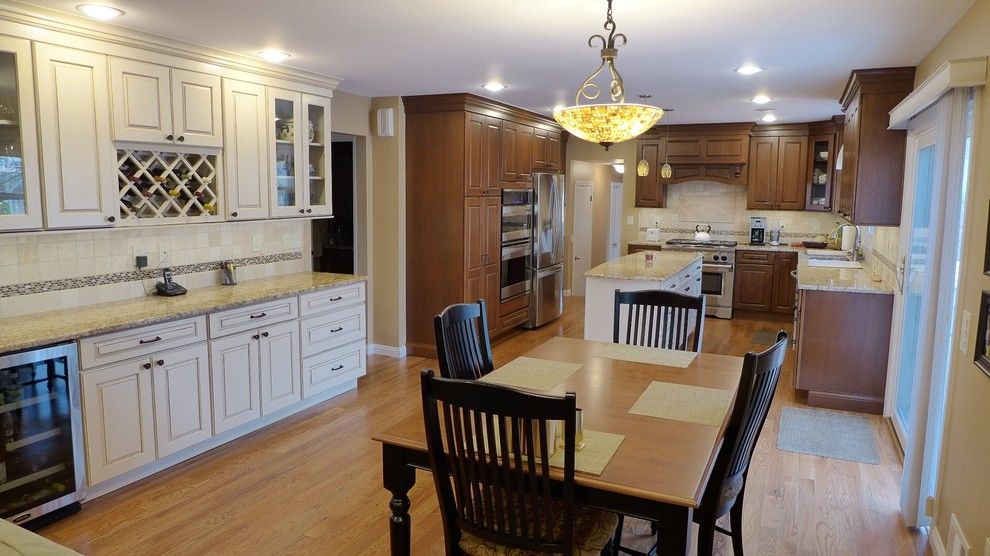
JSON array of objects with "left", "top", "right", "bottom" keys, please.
[
  {"left": 223, "top": 79, "right": 269, "bottom": 220},
  {"left": 110, "top": 59, "right": 222, "bottom": 148},
  {"left": 0, "top": 37, "right": 43, "bottom": 232},
  {"left": 303, "top": 94, "right": 332, "bottom": 217},
  {"left": 269, "top": 89, "right": 333, "bottom": 218},
  {"left": 34, "top": 43, "right": 117, "bottom": 229}
]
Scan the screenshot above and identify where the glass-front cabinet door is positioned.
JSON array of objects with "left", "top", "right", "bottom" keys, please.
[
  {"left": 0, "top": 37, "right": 42, "bottom": 231},
  {"left": 303, "top": 94, "right": 332, "bottom": 216},
  {"left": 805, "top": 134, "right": 834, "bottom": 211},
  {"left": 268, "top": 88, "right": 304, "bottom": 218}
]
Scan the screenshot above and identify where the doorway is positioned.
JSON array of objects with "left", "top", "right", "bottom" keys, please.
[
  {"left": 571, "top": 181, "right": 593, "bottom": 296},
  {"left": 312, "top": 133, "right": 356, "bottom": 273}
]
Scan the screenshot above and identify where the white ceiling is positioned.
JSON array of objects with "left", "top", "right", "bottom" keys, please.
[{"left": 24, "top": 0, "right": 973, "bottom": 124}]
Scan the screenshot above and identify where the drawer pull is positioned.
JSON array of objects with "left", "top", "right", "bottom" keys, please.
[
  {"left": 138, "top": 336, "right": 162, "bottom": 345},
  {"left": 328, "top": 296, "right": 343, "bottom": 301},
  {"left": 331, "top": 364, "right": 344, "bottom": 371},
  {"left": 249, "top": 312, "right": 268, "bottom": 319},
  {"left": 330, "top": 326, "right": 344, "bottom": 333}
]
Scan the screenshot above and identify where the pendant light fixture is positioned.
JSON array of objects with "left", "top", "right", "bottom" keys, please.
[
  {"left": 553, "top": 0, "right": 664, "bottom": 150},
  {"left": 660, "top": 125, "right": 673, "bottom": 179}
]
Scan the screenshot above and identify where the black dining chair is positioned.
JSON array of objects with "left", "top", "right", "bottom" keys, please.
[
  {"left": 612, "top": 289, "right": 707, "bottom": 352},
  {"left": 433, "top": 299, "right": 494, "bottom": 380},
  {"left": 420, "top": 369, "right": 618, "bottom": 555},
  {"left": 613, "top": 331, "right": 788, "bottom": 556}
]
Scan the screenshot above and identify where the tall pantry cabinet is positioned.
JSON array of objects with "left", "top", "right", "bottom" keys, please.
[{"left": 403, "top": 94, "right": 564, "bottom": 358}]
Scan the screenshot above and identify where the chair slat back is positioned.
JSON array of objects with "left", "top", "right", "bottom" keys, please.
[
  {"left": 708, "top": 331, "right": 786, "bottom": 515},
  {"left": 434, "top": 300, "right": 494, "bottom": 380},
  {"left": 421, "top": 370, "right": 577, "bottom": 555},
  {"left": 613, "top": 289, "right": 706, "bottom": 352}
]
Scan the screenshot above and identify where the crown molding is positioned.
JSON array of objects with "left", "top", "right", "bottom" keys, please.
[
  {"left": 889, "top": 57, "right": 987, "bottom": 129},
  {"left": 0, "top": 0, "right": 341, "bottom": 91}
]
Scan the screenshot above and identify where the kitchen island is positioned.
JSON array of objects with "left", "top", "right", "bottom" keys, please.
[{"left": 583, "top": 251, "right": 703, "bottom": 341}]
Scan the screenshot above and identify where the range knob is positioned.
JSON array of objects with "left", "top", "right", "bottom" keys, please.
[
  {"left": 721, "top": 255, "right": 728, "bottom": 262},
  {"left": 711, "top": 254, "right": 719, "bottom": 261}
]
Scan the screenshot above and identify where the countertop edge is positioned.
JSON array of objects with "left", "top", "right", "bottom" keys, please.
[{"left": 585, "top": 252, "right": 703, "bottom": 281}]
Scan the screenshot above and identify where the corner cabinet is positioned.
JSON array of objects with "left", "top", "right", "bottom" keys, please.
[
  {"left": 269, "top": 89, "right": 332, "bottom": 218},
  {"left": 34, "top": 43, "right": 117, "bottom": 229},
  {"left": 0, "top": 37, "right": 43, "bottom": 232}
]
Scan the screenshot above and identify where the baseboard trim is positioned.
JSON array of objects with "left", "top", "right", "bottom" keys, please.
[
  {"left": 806, "top": 390, "right": 883, "bottom": 414},
  {"left": 368, "top": 344, "right": 407, "bottom": 358},
  {"left": 930, "top": 524, "right": 945, "bottom": 556}
]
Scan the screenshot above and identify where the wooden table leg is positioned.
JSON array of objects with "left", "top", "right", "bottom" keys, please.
[
  {"left": 657, "top": 506, "right": 693, "bottom": 555},
  {"left": 383, "top": 444, "right": 416, "bottom": 556}
]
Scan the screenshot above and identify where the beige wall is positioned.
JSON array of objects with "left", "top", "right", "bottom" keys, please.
[
  {"left": 369, "top": 96, "right": 406, "bottom": 350},
  {"left": 914, "top": 0, "right": 990, "bottom": 546}
]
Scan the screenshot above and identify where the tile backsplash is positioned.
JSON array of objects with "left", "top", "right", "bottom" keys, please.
[{"left": 0, "top": 220, "right": 308, "bottom": 318}]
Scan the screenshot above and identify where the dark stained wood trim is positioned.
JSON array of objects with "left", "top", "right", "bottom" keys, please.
[
  {"left": 402, "top": 93, "right": 561, "bottom": 131},
  {"left": 840, "top": 67, "right": 916, "bottom": 111}
]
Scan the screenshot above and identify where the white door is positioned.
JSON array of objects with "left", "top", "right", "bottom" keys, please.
[
  {"left": 0, "top": 36, "right": 43, "bottom": 232},
  {"left": 259, "top": 320, "right": 302, "bottom": 415},
  {"left": 303, "top": 94, "right": 332, "bottom": 216},
  {"left": 35, "top": 44, "right": 117, "bottom": 229},
  {"left": 151, "top": 343, "right": 212, "bottom": 457},
  {"left": 170, "top": 69, "right": 223, "bottom": 148},
  {"left": 109, "top": 58, "right": 172, "bottom": 143},
  {"left": 223, "top": 79, "right": 270, "bottom": 220},
  {"left": 608, "top": 181, "right": 623, "bottom": 260},
  {"left": 80, "top": 358, "right": 156, "bottom": 485},
  {"left": 571, "top": 180, "right": 593, "bottom": 296},
  {"left": 269, "top": 87, "right": 305, "bottom": 218},
  {"left": 209, "top": 331, "right": 261, "bottom": 434}
]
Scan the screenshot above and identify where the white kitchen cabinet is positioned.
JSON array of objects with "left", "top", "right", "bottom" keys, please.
[
  {"left": 302, "top": 94, "right": 332, "bottom": 217},
  {"left": 209, "top": 331, "right": 261, "bottom": 434},
  {"left": 110, "top": 59, "right": 222, "bottom": 148},
  {"left": 0, "top": 37, "right": 43, "bottom": 232},
  {"left": 223, "top": 79, "right": 270, "bottom": 220},
  {"left": 302, "top": 341, "right": 366, "bottom": 398},
  {"left": 268, "top": 87, "right": 305, "bottom": 218},
  {"left": 151, "top": 343, "right": 213, "bottom": 457},
  {"left": 80, "top": 357, "right": 156, "bottom": 485},
  {"left": 34, "top": 44, "right": 117, "bottom": 229},
  {"left": 259, "top": 320, "right": 301, "bottom": 415}
]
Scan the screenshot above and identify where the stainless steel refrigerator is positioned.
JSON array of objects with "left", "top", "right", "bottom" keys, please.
[{"left": 526, "top": 172, "right": 565, "bottom": 328}]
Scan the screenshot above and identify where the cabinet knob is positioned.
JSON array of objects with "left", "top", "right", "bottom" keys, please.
[
  {"left": 142, "top": 362, "right": 151, "bottom": 370},
  {"left": 166, "top": 134, "right": 174, "bottom": 141},
  {"left": 306, "top": 208, "right": 312, "bottom": 214},
  {"left": 261, "top": 331, "right": 269, "bottom": 338},
  {"left": 107, "top": 215, "right": 116, "bottom": 223},
  {"left": 231, "top": 211, "right": 238, "bottom": 218},
  {"left": 177, "top": 136, "right": 185, "bottom": 143},
  {"left": 252, "top": 334, "right": 260, "bottom": 340},
  {"left": 299, "top": 209, "right": 306, "bottom": 214},
  {"left": 156, "top": 359, "right": 164, "bottom": 366}
]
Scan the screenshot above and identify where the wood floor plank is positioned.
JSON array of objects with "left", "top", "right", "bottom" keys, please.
[{"left": 38, "top": 297, "right": 925, "bottom": 555}]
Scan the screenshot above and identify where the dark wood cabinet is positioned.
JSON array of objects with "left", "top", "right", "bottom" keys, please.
[
  {"left": 836, "top": 67, "right": 915, "bottom": 225},
  {"left": 805, "top": 129, "right": 838, "bottom": 211},
  {"left": 404, "top": 93, "right": 565, "bottom": 357},
  {"left": 635, "top": 141, "right": 663, "bottom": 208},
  {"left": 771, "top": 253, "right": 798, "bottom": 313},
  {"left": 533, "top": 128, "right": 562, "bottom": 171},
  {"left": 796, "top": 290, "right": 893, "bottom": 414},
  {"left": 746, "top": 133, "right": 807, "bottom": 210},
  {"left": 734, "top": 250, "right": 797, "bottom": 313}
]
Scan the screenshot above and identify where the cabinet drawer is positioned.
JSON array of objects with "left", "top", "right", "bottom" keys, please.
[
  {"left": 302, "top": 341, "right": 367, "bottom": 398},
  {"left": 498, "top": 307, "right": 530, "bottom": 331},
  {"left": 300, "top": 304, "right": 366, "bottom": 357},
  {"left": 299, "top": 281, "right": 366, "bottom": 317},
  {"left": 80, "top": 316, "right": 207, "bottom": 369},
  {"left": 736, "top": 251, "right": 774, "bottom": 264},
  {"left": 209, "top": 298, "right": 298, "bottom": 338}
]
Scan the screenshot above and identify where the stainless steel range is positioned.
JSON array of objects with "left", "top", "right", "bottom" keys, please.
[{"left": 664, "top": 238, "right": 736, "bottom": 319}]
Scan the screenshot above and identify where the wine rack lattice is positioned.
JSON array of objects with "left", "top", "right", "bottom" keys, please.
[{"left": 117, "top": 150, "right": 220, "bottom": 223}]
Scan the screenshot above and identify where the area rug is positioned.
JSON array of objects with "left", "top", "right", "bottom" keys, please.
[
  {"left": 776, "top": 407, "right": 880, "bottom": 464},
  {"left": 752, "top": 328, "right": 781, "bottom": 345}
]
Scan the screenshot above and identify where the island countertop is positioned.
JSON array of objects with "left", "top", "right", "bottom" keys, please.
[
  {"left": 585, "top": 251, "right": 703, "bottom": 281},
  {"left": 0, "top": 272, "right": 366, "bottom": 354}
]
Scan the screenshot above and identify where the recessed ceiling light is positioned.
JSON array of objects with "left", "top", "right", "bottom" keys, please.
[
  {"left": 736, "top": 64, "right": 764, "bottom": 75},
  {"left": 76, "top": 4, "right": 124, "bottom": 20},
  {"left": 258, "top": 49, "right": 292, "bottom": 63},
  {"left": 483, "top": 81, "right": 506, "bottom": 92},
  {"left": 761, "top": 113, "right": 778, "bottom": 123},
  {"left": 751, "top": 94, "right": 773, "bottom": 104},
  {"left": 612, "top": 163, "right": 625, "bottom": 174}
]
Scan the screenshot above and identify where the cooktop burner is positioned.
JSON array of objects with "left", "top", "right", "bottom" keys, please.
[{"left": 665, "top": 238, "right": 738, "bottom": 249}]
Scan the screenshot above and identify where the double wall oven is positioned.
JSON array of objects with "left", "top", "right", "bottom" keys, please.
[{"left": 500, "top": 189, "right": 534, "bottom": 300}]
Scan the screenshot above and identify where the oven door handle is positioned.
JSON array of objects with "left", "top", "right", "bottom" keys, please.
[
  {"left": 704, "top": 263, "right": 735, "bottom": 272},
  {"left": 502, "top": 245, "right": 531, "bottom": 259},
  {"left": 502, "top": 206, "right": 533, "bottom": 217}
]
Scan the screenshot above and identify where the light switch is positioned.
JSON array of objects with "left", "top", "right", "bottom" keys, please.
[
  {"left": 626, "top": 215, "right": 634, "bottom": 225},
  {"left": 960, "top": 310, "right": 972, "bottom": 353}
]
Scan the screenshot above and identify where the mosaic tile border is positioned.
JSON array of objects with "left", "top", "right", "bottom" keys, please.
[
  {"left": 637, "top": 227, "right": 822, "bottom": 239},
  {"left": 0, "top": 251, "right": 303, "bottom": 298}
]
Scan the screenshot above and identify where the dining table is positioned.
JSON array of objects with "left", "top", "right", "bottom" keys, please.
[{"left": 372, "top": 336, "right": 745, "bottom": 555}]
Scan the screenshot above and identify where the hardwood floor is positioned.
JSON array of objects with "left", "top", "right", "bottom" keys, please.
[{"left": 41, "top": 297, "right": 926, "bottom": 555}]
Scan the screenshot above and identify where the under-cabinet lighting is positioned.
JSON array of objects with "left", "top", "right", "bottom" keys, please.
[{"left": 76, "top": 4, "right": 124, "bottom": 20}]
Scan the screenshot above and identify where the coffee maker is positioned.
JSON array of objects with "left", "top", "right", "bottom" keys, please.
[{"left": 750, "top": 216, "right": 767, "bottom": 245}]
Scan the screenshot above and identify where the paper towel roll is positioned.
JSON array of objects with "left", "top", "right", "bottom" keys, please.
[{"left": 841, "top": 225, "right": 857, "bottom": 251}]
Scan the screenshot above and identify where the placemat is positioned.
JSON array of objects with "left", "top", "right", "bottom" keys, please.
[
  {"left": 547, "top": 430, "right": 625, "bottom": 476},
  {"left": 480, "top": 357, "right": 582, "bottom": 391},
  {"left": 628, "top": 381, "right": 733, "bottom": 426},
  {"left": 594, "top": 343, "right": 697, "bottom": 368}
]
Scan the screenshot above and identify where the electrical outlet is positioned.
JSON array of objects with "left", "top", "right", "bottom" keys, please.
[
  {"left": 159, "top": 248, "right": 171, "bottom": 267},
  {"left": 252, "top": 233, "right": 263, "bottom": 252},
  {"left": 626, "top": 215, "right": 634, "bottom": 225},
  {"left": 960, "top": 310, "right": 972, "bottom": 353}
]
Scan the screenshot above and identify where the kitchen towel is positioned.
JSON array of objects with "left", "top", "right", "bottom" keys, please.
[
  {"left": 480, "top": 357, "right": 582, "bottom": 391},
  {"left": 594, "top": 343, "right": 698, "bottom": 368},
  {"left": 547, "top": 430, "right": 625, "bottom": 476},
  {"left": 628, "top": 381, "right": 734, "bottom": 426}
]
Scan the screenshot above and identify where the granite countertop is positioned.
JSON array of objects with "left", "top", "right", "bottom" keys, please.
[
  {"left": 585, "top": 251, "right": 702, "bottom": 281},
  {"left": 0, "top": 272, "right": 367, "bottom": 354},
  {"left": 628, "top": 241, "right": 664, "bottom": 246},
  {"left": 795, "top": 254, "right": 894, "bottom": 295},
  {"left": 736, "top": 243, "right": 807, "bottom": 253}
]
